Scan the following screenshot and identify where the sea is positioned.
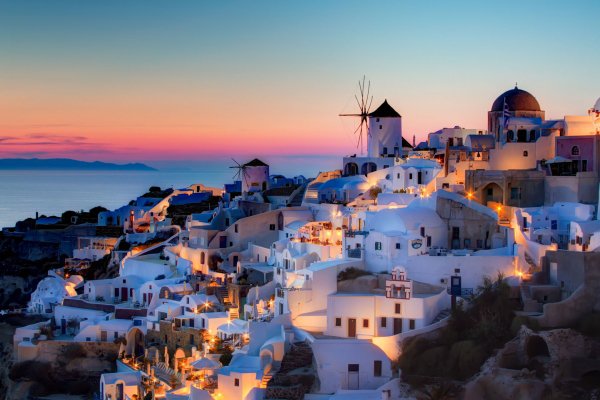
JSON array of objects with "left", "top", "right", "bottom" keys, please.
[{"left": 0, "top": 156, "right": 340, "bottom": 229}]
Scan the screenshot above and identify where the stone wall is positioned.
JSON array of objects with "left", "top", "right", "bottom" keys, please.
[
  {"left": 34, "top": 340, "right": 119, "bottom": 368},
  {"left": 146, "top": 321, "right": 205, "bottom": 366},
  {"left": 534, "top": 250, "right": 600, "bottom": 328}
]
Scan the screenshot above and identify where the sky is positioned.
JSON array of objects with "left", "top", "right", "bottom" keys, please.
[{"left": 1, "top": 0, "right": 599, "bottom": 163}]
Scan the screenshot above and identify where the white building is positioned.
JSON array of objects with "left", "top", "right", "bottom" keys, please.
[{"left": 99, "top": 371, "right": 142, "bottom": 400}]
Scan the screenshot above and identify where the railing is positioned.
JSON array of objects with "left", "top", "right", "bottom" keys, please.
[
  {"left": 347, "top": 248, "right": 362, "bottom": 259},
  {"left": 344, "top": 230, "right": 369, "bottom": 238}
]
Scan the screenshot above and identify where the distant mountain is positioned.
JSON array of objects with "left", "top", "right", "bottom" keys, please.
[{"left": 0, "top": 158, "right": 156, "bottom": 171}]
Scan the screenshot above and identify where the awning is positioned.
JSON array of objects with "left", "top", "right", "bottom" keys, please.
[{"left": 191, "top": 357, "right": 221, "bottom": 370}]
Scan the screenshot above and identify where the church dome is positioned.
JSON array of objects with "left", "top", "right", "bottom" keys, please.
[
  {"left": 491, "top": 87, "right": 541, "bottom": 112},
  {"left": 593, "top": 97, "right": 600, "bottom": 112}
]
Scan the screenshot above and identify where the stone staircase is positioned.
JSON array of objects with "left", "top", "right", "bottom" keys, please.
[
  {"left": 153, "top": 361, "right": 183, "bottom": 386},
  {"left": 215, "top": 286, "right": 230, "bottom": 305},
  {"left": 260, "top": 370, "right": 276, "bottom": 389},
  {"left": 265, "top": 341, "right": 315, "bottom": 400},
  {"left": 287, "top": 184, "right": 307, "bottom": 207},
  {"left": 228, "top": 306, "right": 239, "bottom": 320},
  {"left": 431, "top": 308, "right": 451, "bottom": 324}
]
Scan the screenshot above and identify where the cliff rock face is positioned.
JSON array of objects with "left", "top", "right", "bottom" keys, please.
[{"left": 464, "top": 326, "right": 600, "bottom": 399}]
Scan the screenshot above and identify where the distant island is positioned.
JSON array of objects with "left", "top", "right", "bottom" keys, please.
[{"left": 0, "top": 158, "right": 156, "bottom": 171}]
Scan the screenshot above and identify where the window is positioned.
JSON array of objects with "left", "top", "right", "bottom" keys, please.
[
  {"left": 510, "top": 187, "right": 521, "bottom": 200},
  {"left": 523, "top": 151, "right": 528, "bottom": 157},
  {"left": 234, "top": 378, "right": 240, "bottom": 387},
  {"left": 375, "top": 242, "right": 382, "bottom": 250},
  {"left": 382, "top": 147, "right": 388, "bottom": 155},
  {"left": 114, "top": 332, "right": 118, "bottom": 339},
  {"left": 225, "top": 218, "right": 230, "bottom": 226},
  {"left": 363, "top": 319, "right": 369, "bottom": 328},
  {"left": 395, "top": 303, "right": 401, "bottom": 314},
  {"left": 551, "top": 220, "right": 558, "bottom": 230},
  {"left": 529, "top": 130, "right": 536, "bottom": 141},
  {"left": 409, "top": 173, "right": 413, "bottom": 180},
  {"left": 380, "top": 317, "right": 387, "bottom": 328},
  {"left": 486, "top": 187, "right": 493, "bottom": 196},
  {"left": 397, "top": 173, "right": 400, "bottom": 179},
  {"left": 572, "top": 146, "right": 580, "bottom": 156},
  {"left": 348, "top": 364, "right": 359, "bottom": 372},
  {"left": 420, "top": 227, "right": 425, "bottom": 237},
  {"left": 379, "top": 125, "right": 383, "bottom": 129},
  {"left": 409, "top": 319, "right": 415, "bottom": 330},
  {"left": 395, "top": 243, "right": 401, "bottom": 250},
  {"left": 335, "top": 317, "right": 342, "bottom": 327},
  {"left": 234, "top": 224, "right": 238, "bottom": 233},
  {"left": 269, "top": 224, "right": 276, "bottom": 231},
  {"left": 374, "top": 360, "right": 382, "bottom": 377}
]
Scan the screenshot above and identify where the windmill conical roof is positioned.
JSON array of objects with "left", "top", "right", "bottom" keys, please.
[
  {"left": 368, "top": 100, "right": 401, "bottom": 118},
  {"left": 243, "top": 158, "right": 269, "bottom": 167}
]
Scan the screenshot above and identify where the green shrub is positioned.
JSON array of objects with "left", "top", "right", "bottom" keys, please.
[
  {"left": 337, "top": 267, "right": 371, "bottom": 282},
  {"left": 63, "top": 343, "right": 86, "bottom": 360}
]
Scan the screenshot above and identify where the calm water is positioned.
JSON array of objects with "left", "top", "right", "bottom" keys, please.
[{"left": 0, "top": 156, "right": 339, "bottom": 229}]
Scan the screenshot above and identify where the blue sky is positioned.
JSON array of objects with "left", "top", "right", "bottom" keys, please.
[{"left": 1, "top": 0, "right": 598, "bottom": 160}]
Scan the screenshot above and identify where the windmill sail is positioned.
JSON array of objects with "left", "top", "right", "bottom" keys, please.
[{"left": 339, "top": 76, "right": 373, "bottom": 155}]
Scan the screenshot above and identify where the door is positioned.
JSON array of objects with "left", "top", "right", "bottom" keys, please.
[
  {"left": 417, "top": 171, "right": 422, "bottom": 185},
  {"left": 116, "top": 382, "right": 124, "bottom": 400},
  {"left": 100, "top": 330, "right": 107, "bottom": 342},
  {"left": 393, "top": 318, "right": 402, "bottom": 335},
  {"left": 348, "top": 364, "right": 359, "bottom": 389},
  {"left": 451, "top": 227, "right": 460, "bottom": 249},
  {"left": 121, "top": 287, "right": 128, "bottom": 302},
  {"left": 348, "top": 318, "right": 357, "bottom": 338}
]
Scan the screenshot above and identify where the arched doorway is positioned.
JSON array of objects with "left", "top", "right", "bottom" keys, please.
[
  {"left": 361, "top": 162, "right": 377, "bottom": 175},
  {"left": 126, "top": 327, "right": 145, "bottom": 358},
  {"left": 344, "top": 162, "right": 359, "bottom": 176},
  {"left": 481, "top": 182, "right": 503, "bottom": 205}
]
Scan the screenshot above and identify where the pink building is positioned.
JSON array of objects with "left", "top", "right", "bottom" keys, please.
[{"left": 555, "top": 135, "right": 600, "bottom": 174}]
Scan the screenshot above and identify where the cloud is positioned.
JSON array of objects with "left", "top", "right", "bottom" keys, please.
[{"left": 0, "top": 133, "right": 105, "bottom": 147}]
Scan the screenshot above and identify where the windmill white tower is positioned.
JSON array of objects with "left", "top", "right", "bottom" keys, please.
[{"left": 230, "top": 158, "right": 269, "bottom": 193}]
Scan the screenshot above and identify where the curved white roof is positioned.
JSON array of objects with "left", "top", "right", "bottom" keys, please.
[
  {"left": 594, "top": 97, "right": 600, "bottom": 112},
  {"left": 400, "top": 158, "right": 441, "bottom": 169},
  {"left": 319, "top": 175, "right": 369, "bottom": 191}
]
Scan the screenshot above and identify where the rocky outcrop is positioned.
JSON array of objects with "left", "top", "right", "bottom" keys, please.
[{"left": 464, "top": 326, "right": 600, "bottom": 400}]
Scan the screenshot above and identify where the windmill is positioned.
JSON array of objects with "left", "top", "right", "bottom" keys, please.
[
  {"left": 339, "top": 76, "right": 373, "bottom": 155},
  {"left": 229, "top": 158, "right": 250, "bottom": 190}
]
